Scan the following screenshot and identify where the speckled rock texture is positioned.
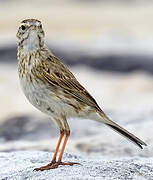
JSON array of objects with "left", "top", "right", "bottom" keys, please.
[{"left": 0, "top": 151, "right": 153, "bottom": 180}]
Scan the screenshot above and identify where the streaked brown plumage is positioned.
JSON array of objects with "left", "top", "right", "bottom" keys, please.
[{"left": 16, "top": 19, "right": 147, "bottom": 171}]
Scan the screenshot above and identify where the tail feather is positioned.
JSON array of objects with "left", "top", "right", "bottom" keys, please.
[
  {"left": 99, "top": 112, "right": 147, "bottom": 149},
  {"left": 107, "top": 123, "right": 146, "bottom": 149}
]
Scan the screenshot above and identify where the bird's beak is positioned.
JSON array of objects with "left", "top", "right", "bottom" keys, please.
[
  {"left": 28, "top": 25, "right": 37, "bottom": 31},
  {"left": 27, "top": 25, "right": 38, "bottom": 38}
]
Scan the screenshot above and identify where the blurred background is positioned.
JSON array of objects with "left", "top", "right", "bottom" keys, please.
[{"left": 0, "top": 0, "right": 153, "bottom": 157}]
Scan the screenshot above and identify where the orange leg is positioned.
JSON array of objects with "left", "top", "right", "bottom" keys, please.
[
  {"left": 57, "top": 130, "right": 70, "bottom": 162},
  {"left": 34, "top": 130, "right": 80, "bottom": 171},
  {"left": 34, "top": 130, "right": 64, "bottom": 171},
  {"left": 56, "top": 131, "right": 80, "bottom": 166},
  {"left": 51, "top": 130, "right": 64, "bottom": 162}
]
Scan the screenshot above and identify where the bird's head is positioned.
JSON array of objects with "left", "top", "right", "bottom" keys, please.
[{"left": 16, "top": 19, "right": 45, "bottom": 52}]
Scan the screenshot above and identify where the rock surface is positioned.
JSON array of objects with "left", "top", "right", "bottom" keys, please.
[{"left": 0, "top": 151, "right": 153, "bottom": 180}]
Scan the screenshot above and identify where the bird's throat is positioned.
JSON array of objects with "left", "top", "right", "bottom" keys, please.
[{"left": 22, "top": 30, "right": 40, "bottom": 53}]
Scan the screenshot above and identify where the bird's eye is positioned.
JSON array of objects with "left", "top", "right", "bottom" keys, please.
[{"left": 21, "top": 25, "right": 26, "bottom": 31}]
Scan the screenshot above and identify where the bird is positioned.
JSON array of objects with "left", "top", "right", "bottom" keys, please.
[{"left": 16, "top": 19, "right": 147, "bottom": 171}]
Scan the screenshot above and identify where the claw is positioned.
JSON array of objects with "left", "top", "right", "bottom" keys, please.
[{"left": 34, "top": 161, "right": 81, "bottom": 171}]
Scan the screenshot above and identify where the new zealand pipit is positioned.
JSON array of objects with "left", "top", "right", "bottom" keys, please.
[{"left": 16, "top": 19, "right": 147, "bottom": 171}]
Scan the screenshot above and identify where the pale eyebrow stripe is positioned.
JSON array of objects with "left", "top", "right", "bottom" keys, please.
[{"left": 20, "top": 23, "right": 28, "bottom": 27}]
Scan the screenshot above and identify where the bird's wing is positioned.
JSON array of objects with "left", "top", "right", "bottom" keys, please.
[{"left": 38, "top": 55, "right": 100, "bottom": 109}]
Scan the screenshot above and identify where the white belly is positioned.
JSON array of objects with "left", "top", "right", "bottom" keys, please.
[{"left": 20, "top": 77, "right": 78, "bottom": 117}]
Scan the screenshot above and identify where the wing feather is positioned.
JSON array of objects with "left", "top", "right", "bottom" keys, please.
[{"left": 39, "top": 55, "right": 100, "bottom": 109}]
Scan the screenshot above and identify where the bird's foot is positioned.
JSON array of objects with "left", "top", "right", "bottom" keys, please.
[{"left": 34, "top": 161, "right": 81, "bottom": 171}]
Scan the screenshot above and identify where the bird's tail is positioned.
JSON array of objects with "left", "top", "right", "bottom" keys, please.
[{"left": 97, "top": 111, "right": 147, "bottom": 149}]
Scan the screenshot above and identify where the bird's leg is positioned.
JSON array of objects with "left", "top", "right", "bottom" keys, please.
[
  {"left": 34, "top": 130, "right": 64, "bottom": 171},
  {"left": 51, "top": 130, "right": 65, "bottom": 163},
  {"left": 34, "top": 118, "right": 80, "bottom": 171},
  {"left": 34, "top": 130, "right": 80, "bottom": 171},
  {"left": 57, "top": 130, "right": 81, "bottom": 167},
  {"left": 57, "top": 130, "right": 70, "bottom": 162}
]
